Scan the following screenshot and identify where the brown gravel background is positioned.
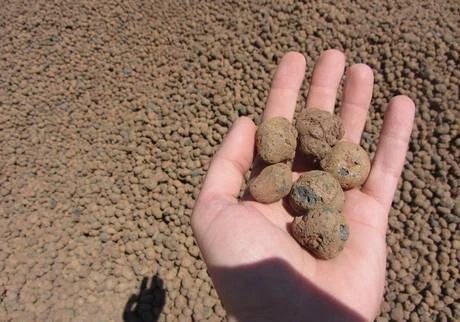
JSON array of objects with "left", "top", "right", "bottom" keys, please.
[{"left": 0, "top": 1, "right": 459, "bottom": 321}]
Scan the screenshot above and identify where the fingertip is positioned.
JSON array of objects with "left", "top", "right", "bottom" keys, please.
[
  {"left": 226, "top": 117, "right": 257, "bottom": 163},
  {"left": 340, "top": 63, "right": 374, "bottom": 143},
  {"left": 273, "top": 52, "right": 307, "bottom": 88},
  {"left": 229, "top": 117, "right": 257, "bottom": 142},
  {"left": 264, "top": 51, "right": 306, "bottom": 121},
  {"left": 236, "top": 116, "right": 257, "bottom": 130},
  {"left": 306, "top": 49, "right": 346, "bottom": 112},
  {"left": 386, "top": 95, "right": 416, "bottom": 132},
  {"left": 323, "top": 48, "right": 345, "bottom": 56},
  {"left": 388, "top": 95, "right": 416, "bottom": 115},
  {"left": 362, "top": 94, "right": 416, "bottom": 210},
  {"left": 346, "top": 63, "right": 374, "bottom": 82},
  {"left": 321, "top": 49, "right": 346, "bottom": 65},
  {"left": 282, "top": 51, "right": 307, "bottom": 68},
  {"left": 195, "top": 116, "right": 258, "bottom": 224}
]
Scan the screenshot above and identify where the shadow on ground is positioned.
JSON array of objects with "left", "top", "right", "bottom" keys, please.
[{"left": 123, "top": 275, "right": 166, "bottom": 322}]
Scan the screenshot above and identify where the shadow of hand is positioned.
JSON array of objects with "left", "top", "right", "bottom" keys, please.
[{"left": 123, "top": 275, "right": 165, "bottom": 322}]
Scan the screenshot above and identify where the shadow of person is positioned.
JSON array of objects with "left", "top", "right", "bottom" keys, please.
[{"left": 123, "top": 275, "right": 166, "bottom": 322}]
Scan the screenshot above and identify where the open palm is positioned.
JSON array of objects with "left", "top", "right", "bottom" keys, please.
[{"left": 192, "top": 50, "right": 415, "bottom": 321}]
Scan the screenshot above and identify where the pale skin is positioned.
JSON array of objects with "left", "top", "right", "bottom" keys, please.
[{"left": 192, "top": 50, "right": 415, "bottom": 321}]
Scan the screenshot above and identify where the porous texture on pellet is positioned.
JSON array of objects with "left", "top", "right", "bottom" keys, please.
[
  {"left": 296, "top": 108, "right": 344, "bottom": 159},
  {"left": 249, "top": 163, "right": 292, "bottom": 204},
  {"left": 256, "top": 117, "right": 298, "bottom": 164},
  {"left": 321, "top": 141, "right": 371, "bottom": 190},
  {"left": 291, "top": 207, "right": 349, "bottom": 259},
  {"left": 289, "top": 171, "right": 345, "bottom": 214}
]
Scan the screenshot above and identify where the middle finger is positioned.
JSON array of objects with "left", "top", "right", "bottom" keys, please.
[{"left": 305, "top": 49, "right": 346, "bottom": 113}]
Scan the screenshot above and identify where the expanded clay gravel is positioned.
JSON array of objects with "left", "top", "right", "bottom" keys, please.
[{"left": 0, "top": 1, "right": 459, "bottom": 321}]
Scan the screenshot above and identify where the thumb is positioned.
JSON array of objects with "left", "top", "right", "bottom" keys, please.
[{"left": 192, "top": 117, "right": 256, "bottom": 234}]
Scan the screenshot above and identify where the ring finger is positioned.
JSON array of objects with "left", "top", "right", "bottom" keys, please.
[{"left": 340, "top": 64, "right": 374, "bottom": 143}]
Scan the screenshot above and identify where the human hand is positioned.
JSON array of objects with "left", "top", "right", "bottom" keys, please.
[{"left": 192, "top": 50, "right": 415, "bottom": 321}]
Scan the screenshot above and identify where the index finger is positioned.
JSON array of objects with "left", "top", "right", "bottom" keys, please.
[{"left": 263, "top": 52, "right": 306, "bottom": 121}]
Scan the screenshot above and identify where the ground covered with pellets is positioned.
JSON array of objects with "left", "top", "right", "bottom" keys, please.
[{"left": 0, "top": 0, "right": 459, "bottom": 321}]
